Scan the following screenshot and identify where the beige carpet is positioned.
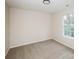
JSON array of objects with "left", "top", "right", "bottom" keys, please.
[{"left": 6, "top": 39, "right": 74, "bottom": 59}]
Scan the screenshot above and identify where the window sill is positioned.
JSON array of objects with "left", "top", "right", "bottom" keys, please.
[{"left": 63, "top": 35, "right": 74, "bottom": 39}]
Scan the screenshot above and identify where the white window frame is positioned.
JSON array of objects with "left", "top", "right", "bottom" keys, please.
[{"left": 63, "top": 14, "right": 74, "bottom": 39}]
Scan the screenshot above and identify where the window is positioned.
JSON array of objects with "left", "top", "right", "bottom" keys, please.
[{"left": 63, "top": 14, "right": 74, "bottom": 39}]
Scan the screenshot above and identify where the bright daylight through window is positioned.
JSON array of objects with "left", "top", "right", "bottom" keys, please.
[{"left": 63, "top": 14, "right": 74, "bottom": 39}]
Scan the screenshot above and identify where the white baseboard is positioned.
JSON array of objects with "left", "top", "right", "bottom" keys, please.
[
  {"left": 5, "top": 48, "right": 10, "bottom": 56},
  {"left": 51, "top": 38, "right": 74, "bottom": 50},
  {"left": 10, "top": 39, "right": 50, "bottom": 49}
]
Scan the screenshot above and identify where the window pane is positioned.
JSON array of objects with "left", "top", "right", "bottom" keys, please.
[{"left": 64, "top": 14, "right": 74, "bottom": 38}]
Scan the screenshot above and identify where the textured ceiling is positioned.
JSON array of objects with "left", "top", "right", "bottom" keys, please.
[{"left": 5, "top": 0, "right": 74, "bottom": 14}]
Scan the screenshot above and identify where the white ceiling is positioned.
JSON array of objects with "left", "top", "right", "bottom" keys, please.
[{"left": 5, "top": 0, "right": 74, "bottom": 14}]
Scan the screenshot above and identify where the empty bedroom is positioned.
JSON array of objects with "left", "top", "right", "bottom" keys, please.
[{"left": 5, "top": 0, "right": 74, "bottom": 59}]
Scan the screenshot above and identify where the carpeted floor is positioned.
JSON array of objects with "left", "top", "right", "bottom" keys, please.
[{"left": 6, "top": 39, "right": 74, "bottom": 59}]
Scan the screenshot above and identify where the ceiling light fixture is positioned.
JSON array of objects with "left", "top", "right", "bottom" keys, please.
[{"left": 43, "top": 0, "right": 50, "bottom": 4}]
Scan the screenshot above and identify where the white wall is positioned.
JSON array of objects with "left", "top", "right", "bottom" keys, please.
[
  {"left": 9, "top": 8, "right": 74, "bottom": 49},
  {"left": 50, "top": 9, "right": 74, "bottom": 49},
  {"left": 9, "top": 8, "right": 52, "bottom": 48},
  {"left": 5, "top": 4, "right": 9, "bottom": 55}
]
